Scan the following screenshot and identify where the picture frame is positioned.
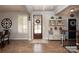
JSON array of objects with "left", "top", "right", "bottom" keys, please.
[
  {"left": 57, "top": 20, "right": 64, "bottom": 26},
  {"left": 49, "top": 20, "right": 56, "bottom": 26}
]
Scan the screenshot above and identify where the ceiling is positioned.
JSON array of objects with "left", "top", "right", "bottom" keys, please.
[
  {"left": 0, "top": 5, "right": 68, "bottom": 11},
  {"left": 26, "top": 5, "right": 58, "bottom": 11},
  {"left": 0, "top": 5, "right": 79, "bottom": 16},
  {"left": 56, "top": 5, "right": 79, "bottom": 16},
  {"left": 25, "top": 5, "right": 69, "bottom": 14},
  {"left": 0, "top": 5, "right": 26, "bottom": 12}
]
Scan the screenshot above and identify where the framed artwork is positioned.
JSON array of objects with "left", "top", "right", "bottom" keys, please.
[
  {"left": 57, "top": 20, "right": 64, "bottom": 25},
  {"left": 1, "top": 18, "right": 12, "bottom": 29},
  {"left": 49, "top": 20, "right": 56, "bottom": 26}
]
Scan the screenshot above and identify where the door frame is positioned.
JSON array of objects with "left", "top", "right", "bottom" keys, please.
[
  {"left": 68, "top": 18, "right": 76, "bottom": 46},
  {"left": 33, "top": 15, "right": 43, "bottom": 39}
]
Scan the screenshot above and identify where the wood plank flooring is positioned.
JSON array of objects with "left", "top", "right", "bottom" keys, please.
[{"left": 0, "top": 40, "right": 70, "bottom": 53}]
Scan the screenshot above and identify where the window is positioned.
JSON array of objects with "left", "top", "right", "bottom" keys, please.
[
  {"left": 33, "top": 15, "right": 42, "bottom": 33},
  {"left": 18, "top": 15, "right": 28, "bottom": 33}
]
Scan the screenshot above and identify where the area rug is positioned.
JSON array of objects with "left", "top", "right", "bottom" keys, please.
[{"left": 65, "top": 46, "right": 77, "bottom": 53}]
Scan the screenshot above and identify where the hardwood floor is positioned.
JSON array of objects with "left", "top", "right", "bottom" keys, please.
[
  {"left": 0, "top": 40, "right": 69, "bottom": 53},
  {"left": 43, "top": 41, "right": 68, "bottom": 53},
  {"left": 0, "top": 40, "right": 32, "bottom": 53}
]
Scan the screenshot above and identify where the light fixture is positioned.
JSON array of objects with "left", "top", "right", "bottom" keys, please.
[
  {"left": 70, "top": 8, "right": 75, "bottom": 13},
  {"left": 70, "top": 8, "right": 75, "bottom": 17}
]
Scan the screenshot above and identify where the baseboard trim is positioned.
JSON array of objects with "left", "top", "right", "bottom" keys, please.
[
  {"left": 9, "top": 38, "right": 61, "bottom": 41},
  {"left": 10, "top": 38, "right": 30, "bottom": 40},
  {"left": 48, "top": 40, "right": 61, "bottom": 41}
]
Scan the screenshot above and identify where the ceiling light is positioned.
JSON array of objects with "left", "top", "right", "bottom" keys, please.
[{"left": 70, "top": 8, "right": 75, "bottom": 12}]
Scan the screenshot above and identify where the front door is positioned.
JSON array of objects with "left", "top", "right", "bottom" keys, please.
[
  {"left": 68, "top": 19, "right": 76, "bottom": 46},
  {"left": 33, "top": 15, "right": 42, "bottom": 39}
]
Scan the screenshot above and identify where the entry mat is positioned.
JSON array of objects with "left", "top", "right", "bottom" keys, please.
[{"left": 65, "top": 46, "right": 78, "bottom": 53}]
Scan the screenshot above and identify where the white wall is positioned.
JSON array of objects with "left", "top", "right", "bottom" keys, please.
[
  {"left": 0, "top": 12, "right": 29, "bottom": 40},
  {"left": 0, "top": 11, "right": 57, "bottom": 40},
  {"left": 0, "top": 11, "right": 77, "bottom": 40},
  {"left": 76, "top": 13, "right": 79, "bottom": 30}
]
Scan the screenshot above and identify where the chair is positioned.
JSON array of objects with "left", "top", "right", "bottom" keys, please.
[
  {"left": 0, "top": 32, "right": 4, "bottom": 48},
  {"left": 0, "top": 30, "right": 10, "bottom": 48},
  {"left": 2, "top": 30, "right": 10, "bottom": 44}
]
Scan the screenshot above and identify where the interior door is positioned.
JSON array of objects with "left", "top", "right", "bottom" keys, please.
[
  {"left": 33, "top": 15, "right": 42, "bottom": 39},
  {"left": 68, "top": 19, "right": 76, "bottom": 46}
]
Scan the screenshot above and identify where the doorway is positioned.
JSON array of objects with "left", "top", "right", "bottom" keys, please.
[
  {"left": 68, "top": 19, "right": 76, "bottom": 46},
  {"left": 33, "top": 15, "right": 42, "bottom": 39}
]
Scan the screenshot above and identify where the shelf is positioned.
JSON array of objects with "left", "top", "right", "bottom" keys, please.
[
  {"left": 49, "top": 19, "right": 64, "bottom": 26},
  {"left": 56, "top": 25, "right": 64, "bottom": 26}
]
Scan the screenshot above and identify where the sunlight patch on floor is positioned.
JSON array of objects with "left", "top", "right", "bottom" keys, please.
[
  {"left": 31, "top": 39, "right": 48, "bottom": 44},
  {"left": 33, "top": 44, "right": 43, "bottom": 53}
]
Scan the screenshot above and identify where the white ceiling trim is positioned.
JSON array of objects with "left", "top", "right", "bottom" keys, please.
[
  {"left": 25, "top": 5, "right": 69, "bottom": 14},
  {"left": 0, "top": 5, "right": 69, "bottom": 15},
  {"left": 54, "top": 5, "right": 69, "bottom": 14}
]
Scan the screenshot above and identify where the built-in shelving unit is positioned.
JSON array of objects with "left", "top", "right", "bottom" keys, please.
[{"left": 48, "top": 16, "right": 64, "bottom": 40}]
